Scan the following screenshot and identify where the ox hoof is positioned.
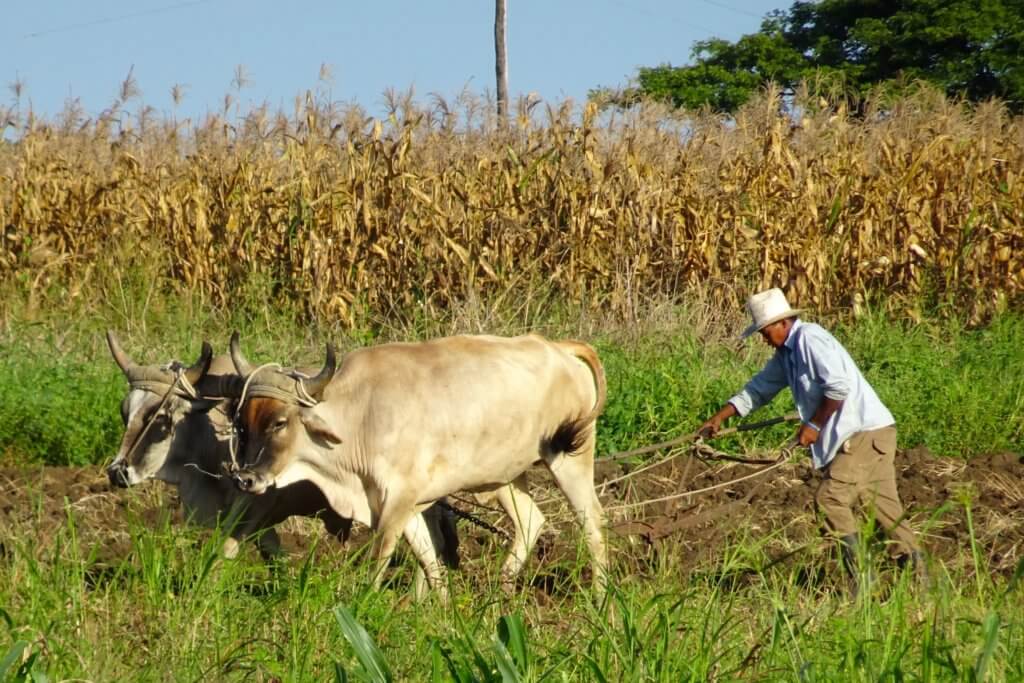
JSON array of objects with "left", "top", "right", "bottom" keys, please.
[{"left": 221, "top": 538, "right": 241, "bottom": 559}]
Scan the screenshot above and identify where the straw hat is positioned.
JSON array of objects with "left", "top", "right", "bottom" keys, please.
[{"left": 740, "top": 288, "right": 802, "bottom": 339}]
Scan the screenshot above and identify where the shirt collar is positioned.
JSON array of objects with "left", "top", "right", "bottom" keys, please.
[{"left": 781, "top": 318, "right": 803, "bottom": 353}]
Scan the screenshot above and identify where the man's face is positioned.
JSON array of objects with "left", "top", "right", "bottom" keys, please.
[{"left": 758, "top": 319, "right": 791, "bottom": 349}]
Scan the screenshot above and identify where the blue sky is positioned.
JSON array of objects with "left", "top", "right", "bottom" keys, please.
[{"left": 6, "top": 1, "right": 785, "bottom": 121}]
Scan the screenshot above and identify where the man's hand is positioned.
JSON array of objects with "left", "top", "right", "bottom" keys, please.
[
  {"left": 797, "top": 422, "right": 820, "bottom": 447},
  {"left": 699, "top": 403, "right": 738, "bottom": 439},
  {"left": 698, "top": 416, "right": 723, "bottom": 439},
  {"left": 803, "top": 398, "right": 842, "bottom": 447}
]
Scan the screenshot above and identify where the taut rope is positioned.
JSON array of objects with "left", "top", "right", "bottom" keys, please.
[
  {"left": 600, "top": 411, "right": 800, "bottom": 462},
  {"left": 604, "top": 447, "right": 796, "bottom": 513}
]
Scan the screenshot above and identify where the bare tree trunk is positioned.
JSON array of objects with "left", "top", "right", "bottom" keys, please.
[{"left": 495, "top": 0, "right": 508, "bottom": 124}]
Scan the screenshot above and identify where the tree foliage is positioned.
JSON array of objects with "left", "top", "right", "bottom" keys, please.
[{"left": 595, "top": 0, "right": 1024, "bottom": 112}]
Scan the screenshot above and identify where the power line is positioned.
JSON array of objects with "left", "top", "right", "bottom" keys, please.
[
  {"left": 22, "top": 0, "right": 220, "bottom": 40},
  {"left": 695, "top": 0, "right": 766, "bottom": 21}
]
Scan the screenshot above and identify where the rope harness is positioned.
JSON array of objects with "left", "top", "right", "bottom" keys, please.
[
  {"left": 115, "top": 365, "right": 199, "bottom": 471},
  {"left": 224, "top": 363, "right": 320, "bottom": 471}
]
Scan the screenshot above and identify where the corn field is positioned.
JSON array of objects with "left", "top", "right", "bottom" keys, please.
[{"left": 2, "top": 85, "right": 1022, "bottom": 326}]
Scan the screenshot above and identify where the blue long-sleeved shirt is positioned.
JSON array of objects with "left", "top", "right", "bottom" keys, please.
[{"left": 728, "top": 319, "right": 895, "bottom": 470}]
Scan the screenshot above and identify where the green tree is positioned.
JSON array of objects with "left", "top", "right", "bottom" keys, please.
[{"left": 594, "top": 0, "right": 1024, "bottom": 112}]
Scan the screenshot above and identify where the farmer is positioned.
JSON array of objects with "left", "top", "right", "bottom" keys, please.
[{"left": 699, "top": 288, "right": 925, "bottom": 595}]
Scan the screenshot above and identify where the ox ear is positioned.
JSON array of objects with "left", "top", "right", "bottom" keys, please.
[{"left": 299, "top": 407, "right": 343, "bottom": 446}]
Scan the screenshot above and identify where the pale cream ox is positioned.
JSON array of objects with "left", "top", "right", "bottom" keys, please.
[
  {"left": 105, "top": 331, "right": 459, "bottom": 569},
  {"left": 227, "top": 332, "right": 608, "bottom": 600}
]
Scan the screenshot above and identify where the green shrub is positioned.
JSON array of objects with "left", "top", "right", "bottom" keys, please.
[{"left": 0, "top": 349, "right": 123, "bottom": 466}]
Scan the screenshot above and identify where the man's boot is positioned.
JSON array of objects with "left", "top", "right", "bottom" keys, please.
[
  {"left": 839, "top": 533, "right": 872, "bottom": 599},
  {"left": 898, "top": 550, "right": 931, "bottom": 590}
]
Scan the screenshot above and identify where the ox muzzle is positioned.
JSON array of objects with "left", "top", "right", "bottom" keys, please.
[
  {"left": 107, "top": 462, "right": 131, "bottom": 489},
  {"left": 230, "top": 465, "right": 273, "bottom": 495}
]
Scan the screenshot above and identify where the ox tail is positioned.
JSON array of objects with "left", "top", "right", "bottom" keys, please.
[
  {"left": 557, "top": 339, "right": 607, "bottom": 425},
  {"left": 544, "top": 340, "right": 607, "bottom": 457}
]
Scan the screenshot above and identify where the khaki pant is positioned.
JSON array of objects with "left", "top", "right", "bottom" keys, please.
[{"left": 814, "top": 426, "right": 920, "bottom": 558}]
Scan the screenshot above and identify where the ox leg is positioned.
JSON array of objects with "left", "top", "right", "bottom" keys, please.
[
  {"left": 220, "top": 496, "right": 254, "bottom": 560},
  {"left": 225, "top": 512, "right": 281, "bottom": 562},
  {"left": 322, "top": 515, "right": 354, "bottom": 547},
  {"left": 221, "top": 516, "right": 252, "bottom": 560},
  {"left": 255, "top": 527, "right": 283, "bottom": 561},
  {"left": 370, "top": 534, "right": 398, "bottom": 590},
  {"left": 423, "top": 501, "right": 460, "bottom": 570},
  {"left": 371, "top": 497, "right": 448, "bottom": 602},
  {"left": 412, "top": 566, "right": 428, "bottom": 601},
  {"left": 369, "top": 502, "right": 413, "bottom": 592},
  {"left": 492, "top": 474, "right": 545, "bottom": 589},
  {"left": 403, "top": 512, "right": 448, "bottom": 603},
  {"left": 546, "top": 441, "right": 608, "bottom": 597}
]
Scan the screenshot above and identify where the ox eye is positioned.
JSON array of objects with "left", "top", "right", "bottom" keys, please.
[
  {"left": 150, "top": 412, "right": 172, "bottom": 431},
  {"left": 271, "top": 418, "right": 288, "bottom": 433}
]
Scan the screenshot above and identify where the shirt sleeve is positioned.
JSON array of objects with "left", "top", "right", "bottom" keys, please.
[
  {"left": 802, "top": 330, "right": 852, "bottom": 400},
  {"left": 729, "top": 354, "right": 788, "bottom": 417}
]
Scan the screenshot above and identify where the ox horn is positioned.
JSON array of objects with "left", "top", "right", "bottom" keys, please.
[
  {"left": 184, "top": 341, "right": 215, "bottom": 386},
  {"left": 302, "top": 343, "right": 337, "bottom": 399},
  {"left": 106, "top": 330, "right": 139, "bottom": 378},
  {"left": 229, "top": 331, "right": 255, "bottom": 377}
]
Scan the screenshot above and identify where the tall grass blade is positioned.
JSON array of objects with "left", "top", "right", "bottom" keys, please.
[
  {"left": 333, "top": 605, "right": 393, "bottom": 683},
  {"left": 496, "top": 613, "right": 529, "bottom": 671},
  {"left": 973, "top": 612, "right": 1000, "bottom": 682},
  {"left": 432, "top": 641, "right": 474, "bottom": 683},
  {"left": 0, "top": 641, "right": 28, "bottom": 678},
  {"left": 492, "top": 637, "right": 523, "bottom": 683},
  {"left": 582, "top": 656, "right": 610, "bottom": 683}
]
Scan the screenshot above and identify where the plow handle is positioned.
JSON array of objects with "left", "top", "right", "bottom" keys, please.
[
  {"left": 602, "top": 411, "right": 801, "bottom": 462},
  {"left": 719, "top": 411, "right": 801, "bottom": 437}
]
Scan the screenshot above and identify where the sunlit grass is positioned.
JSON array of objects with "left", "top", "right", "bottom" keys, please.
[{"left": 1, "top": 488, "right": 1021, "bottom": 681}]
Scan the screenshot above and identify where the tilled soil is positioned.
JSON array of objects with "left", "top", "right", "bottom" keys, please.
[
  {"left": 1, "top": 447, "right": 1021, "bottom": 588},
  {"left": 597, "top": 446, "right": 1024, "bottom": 580}
]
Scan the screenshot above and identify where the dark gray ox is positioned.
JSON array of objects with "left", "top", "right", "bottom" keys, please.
[{"left": 105, "top": 331, "right": 459, "bottom": 571}]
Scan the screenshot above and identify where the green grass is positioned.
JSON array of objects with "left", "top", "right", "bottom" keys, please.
[
  {"left": 0, "top": 296, "right": 1022, "bottom": 680},
  {"left": 0, "top": 352, "right": 123, "bottom": 467},
  {"left": 1, "top": 495, "right": 1021, "bottom": 681},
  {"left": 1, "top": 308, "right": 1022, "bottom": 466}
]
